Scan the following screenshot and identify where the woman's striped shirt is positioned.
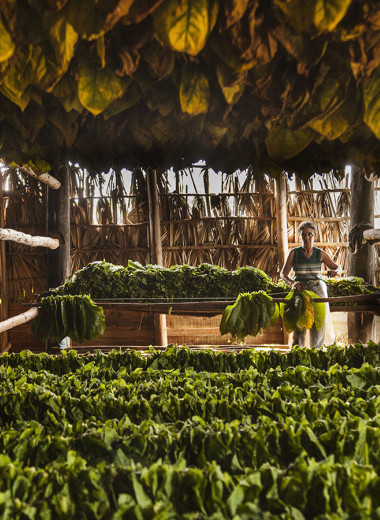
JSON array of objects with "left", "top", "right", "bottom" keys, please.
[{"left": 292, "top": 246, "right": 322, "bottom": 281}]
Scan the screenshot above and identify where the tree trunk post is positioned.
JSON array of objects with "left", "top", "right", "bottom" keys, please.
[
  {"left": 0, "top": 172, "right": 9, "bottom": 350},
  {"left": 275, "top": 171, "right": 290, "bottom": 346},
  {"left": 47, "top": 164, "right": 71, "bottom": 289},
  {"left": 347, "top": 167, "right": 376, "bottom": 343},
  {"left": 146, "top": 168, "right": 167, "bottom": 347}
]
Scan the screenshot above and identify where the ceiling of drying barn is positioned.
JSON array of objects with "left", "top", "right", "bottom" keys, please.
[{"left": 1, "top": 0, "right": 380, "bottom": 179}]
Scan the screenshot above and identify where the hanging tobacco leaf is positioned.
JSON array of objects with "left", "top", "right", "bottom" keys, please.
[
  {"left": 53, "top": 74, "right": 84, "bottom": 113},
  {"left": 265, "top": 125, "right": 314, "bottom": 162},
  {"left": 65, "top": 0, "right": 108, "bottom": 40},
  {"left": 47, "top": 105, "right": 80, "bottom": 148},
  {"left": 222, "top": 0, "right": 250, "bottom": 28},
  {"left": 179, "top": 65, "right": 210, "bottom": 115},
  {"left": 308, "top": 95, "right": 358, "bottom": 140},
  {"left": 363, "top": 66, "right": 380, "bottom": 139},
  {"left": 77, "top": 63, "right": 126, "bottom": 115},
  {"left": 0, "top": 17, "right": 15, "bottom": 63},
  {"left": 216, "top": 62, "right": 246, "bottom": 104},
  {"left": 153, "top": 0, "right": 214, "bottom": 56},
  {"left": 44, "top": 13, "right": 78, "bottom": 74},
  {"left": 314, "top": 0, "right": 352, "bottom": 32}
]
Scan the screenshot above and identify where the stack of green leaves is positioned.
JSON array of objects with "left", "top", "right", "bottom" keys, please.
[
  {"left": 0, "top": 343, "right": 379, "bottom": 518},
  {"left": 31, "top": 295, "right": 105, "bottom": 343},
  {"left": 325, "top": 276, "right": 379, "bottom": 305},
  {"left": 280, "top": 289, "right": 325, "bottom": 333},
  {"left": 220, "top": 291, "right": 279, "bottom": 341},
  {"left": 55, "top": 261, "right": 272, "bottom": 300}
]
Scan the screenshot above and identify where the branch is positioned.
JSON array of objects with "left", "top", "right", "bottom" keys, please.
[
  {"left": 17, "top": 164, "right": 61, "bottom": 190},
  {"left": 0, "top": 307, "right": 39, "bottom": 334},
  {"left": 0, "top": 228, "right": 60, "bottom": 249}
]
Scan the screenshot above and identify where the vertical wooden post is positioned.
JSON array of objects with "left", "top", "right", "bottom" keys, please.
[
  {"left": 348, "top": 167, "right": 375, "bottom": 343},
  {"left": 146, "top": 168, "right": 167, "bottom": 346},
  {"left": 0, "top": 171, "right": 9, "bottom": 350},
  {"left": 275, "top": 171, "right": 290, "bottom": 347},
  {"left": 47, "top": 164, "right": 71, "bottom": 288},
  {"left": 275, "top": 172, "right": 289, "bottom": 272}
]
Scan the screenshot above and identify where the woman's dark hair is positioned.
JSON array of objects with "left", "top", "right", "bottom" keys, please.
[{"left": 297, "top": 220, "right": 318, "bottom": 235}]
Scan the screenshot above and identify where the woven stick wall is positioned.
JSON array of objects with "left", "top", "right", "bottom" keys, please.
[{"left": 2, "top": 166, "right": 379, "bottom": 302}]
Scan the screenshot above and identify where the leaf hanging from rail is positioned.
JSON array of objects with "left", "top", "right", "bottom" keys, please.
[{"left": 179, "top": 65, "right": 210, "bottom": 115}]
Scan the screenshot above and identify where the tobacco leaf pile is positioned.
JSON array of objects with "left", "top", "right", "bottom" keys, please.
[
  {"left": 31, "top": 294, "right": 105, "bottom": 343},
  {"left": 54, "top": 260, "right": 276, "bottom": 301},
  {"left": 0, "top": 343, "right": 379, "bottom": 518}
]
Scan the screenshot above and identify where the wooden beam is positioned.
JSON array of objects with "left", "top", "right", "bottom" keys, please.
[
  {"left": 348, "top": 168, "right": 376, "bottom": 343},
  {"left": 275, "top": 171, "right": 289, "bottom": 271},
  {"left": 48, "top": 164, "right": 71, "bottom": 288},
  {"left": 0, "top": 228, "right": 60, "bottom": 249},
  {"left": 16, "top": 164, "right": 61, "bottom": 189},
  {"left": 0, "top": 174, "right": 9, "bottom": 350},
  {"left": 0, "top": 306, "right": 38, "bottom": 334},
  {"left": 275, "top": 172, "right": 290, "bottom": 347},
  {"left": 146, "top": 168, "right": 167, "bottom": 346}
]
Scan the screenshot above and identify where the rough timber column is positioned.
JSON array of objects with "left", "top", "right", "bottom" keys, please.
[
  {"left": 275, "top": 171, "right": 290, "bottom": 346},
  {"left": 47, "top": 164, "right": 71, "bottom": 289},
  {"left": 347, "top": 167, "right": 375, "bottom": 343},
  {"left": 146, "top": 168, "right": 167, "bottom": 346},
  {"left": 0, "top": 171, "right": 9, "bottom": 350},
  {"left": 275, "top": 172, "right": 289, "bottom": 271}
]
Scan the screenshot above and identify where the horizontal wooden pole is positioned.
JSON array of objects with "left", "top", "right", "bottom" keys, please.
[
  {"left": 0, "top": 228, "right": 60, "bottom": 249},
  {"left": 16, "top": 164, "right": 61, "bottom": 190},
  {"left": 0, "top": 307, "right": 38, "bottom": 334},
  {"left": 93, "top": 293, "right": 380, "bottom": 315}
]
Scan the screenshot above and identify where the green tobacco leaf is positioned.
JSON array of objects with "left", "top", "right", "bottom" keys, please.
[
  {"left": 48, "top": 105, "right": 80, "bottom": 148},
  {"left": 308, "top": 97, "right": 356, "bottom": 140},
  {"left": 307, "top": 290, "right": 326, "bottom": 331},
  {"left": 0, "top": 46, "right": 47, "bottom": 110},
  {"left": 363, "top": 66, "right": 380, "bottom": 139},
  {"left": 66, "top": 0, "right": 107, "bottom": 40},
  {"left": 45, "top": 13, "right": 78, "bottom": 73},
  {"left": 216, "top": 63, "right": 246, "bottom": 104},
  {"left": 153, "top": 0, "right": 213, "bottom": 55},
  {"left": 314, "top": 0, "right": 352, "bottom": 32},
  {"left": 103, "top": 82, "right": 140, "bottom": 119},
  {"left": 274, "top": 0, "right": 351, "bottom": 33},
  {"left": 53, "top": 74, "right": 84, "bottom": 113},
  {"left": 77, "top": 63, "right": 126, "bottom": 115},
  {"left": 265, "top": 126, "right": 314, "bottom": 162},
  {"left": 0, "top": 18, "right": 15, "bottom": 62},
  {"left": 179, "top": 66, "right": 210, "bottom": 115},
  {"left": 273, "top": 0, "right": 316, "bottom": 33},
  {"left": 296, "top": 292, "right": 314, "bottom": 330}
]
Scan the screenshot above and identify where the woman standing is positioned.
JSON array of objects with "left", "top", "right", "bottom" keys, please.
[{"left": 280, "top": 221, "right": 341, "bottom": 348}]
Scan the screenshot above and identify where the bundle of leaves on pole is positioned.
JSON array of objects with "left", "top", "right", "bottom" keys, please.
[{"left": 31, "top": 294, "right": 105, "bottom": 343}]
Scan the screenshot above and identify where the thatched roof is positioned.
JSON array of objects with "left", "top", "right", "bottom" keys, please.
[{"left": 1, "top": 0, "right": 380, "bottom": 178}]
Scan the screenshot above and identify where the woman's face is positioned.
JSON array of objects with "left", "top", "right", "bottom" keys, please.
[{"left": 300, "top": 227, "right": 315, "bottom": 248}]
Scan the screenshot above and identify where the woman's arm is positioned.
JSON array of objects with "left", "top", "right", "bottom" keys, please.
[
  {"left": 280, "top": 250, "right": 301, "bottom": 290},
  {"left": 321, "top": 250, "right": 341, "bottom": 276}
]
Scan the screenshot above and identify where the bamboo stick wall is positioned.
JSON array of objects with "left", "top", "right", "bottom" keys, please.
[{"left": 2, "top": 166, "right": 379, "bottom": 303}]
